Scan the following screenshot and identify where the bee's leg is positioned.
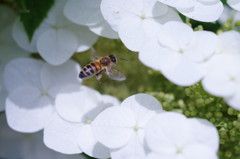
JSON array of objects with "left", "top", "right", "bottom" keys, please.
[
  {"left": 96, "top": 73, "right": 102, "bottom": 81},
  {"left": 96, "top": 69, "right": 106, "bottom": 81}
]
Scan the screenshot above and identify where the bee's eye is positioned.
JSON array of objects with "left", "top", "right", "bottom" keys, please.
[{"left": 109, "top": 54, "right": 116, "bottom": 63}]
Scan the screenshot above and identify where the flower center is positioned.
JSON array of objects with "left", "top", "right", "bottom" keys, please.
[
  {"left": 230, "top": 76, "right": 236, "bottom": 81},
  {"left": 140, "top": 13, "right": 146, "bottom": 20},
  {"left": 41, "top": 89, "right": 48, "bottom": 95},
  {"left": 85, "top": 118, "right": 93, "bottom": 124},
  {"left": 53, "top": 24, "right": 60, "bottom": 30},
  {"left": 133, "top": 124, "right": 140, "bottom": 131},
  {"left": 178, "top": 48, "right": 185, "bottom": 54},
  {"left": 176, "top": 147, "right": 183, "bottom": 154}
]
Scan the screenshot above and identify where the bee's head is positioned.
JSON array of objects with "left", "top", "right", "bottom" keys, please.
[{"left": 109, "top": 54, "right": 117, "bottom": 64}]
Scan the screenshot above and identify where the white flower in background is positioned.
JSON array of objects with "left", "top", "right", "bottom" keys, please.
[
  {"left": 202, "top": 54, "right": 240, "bottom": 110},
  {"left": 146, "top": 112, "right": 219, "bottom": 159},
  {"left": 202, "top": 31, "right": 240, "bottom": 110},
  {"left": 227, "top": 0, "right": 240, "bottom": 11},
  {"left": 3, "top": 58, "right": 81, "bottom": 132},
  {"left": 0, "top": 114, "right": 87, "bottom": 159},
  {"left": 100, "top": 0, "right": 181, "bottom": 51},
  {"left": 12, "top": 0, "right": 98, "bottom": 65},
  {"left": 215, "top": 31, "right": 240, "bottom": 56},
  {"left": 92, "top": 93, "right": 163, "bottom": 159},
  {"left": 64, "top": 0, "right": 118, "bottom": 39},
  {"left": 158, "top": 0, "right": 224, "bottom": 22},
  {"left": 139, "top": 21, "right": 217, "bottom": 86},
  {"left": 0, "top": 5, "right": 29, "bottom": 111},
  {"left": 44, "top": 84, "right": 120, "bottom": 158},
  {"left": 218, "top": 6, "right": 240, "bottom": 25}
]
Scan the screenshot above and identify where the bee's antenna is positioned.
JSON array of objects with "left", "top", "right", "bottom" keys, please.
[{"left": 119, "top": 58, "right": 128, "bottom": 61}]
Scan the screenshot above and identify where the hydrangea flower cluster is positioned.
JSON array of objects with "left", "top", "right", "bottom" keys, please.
[
  {"left": 0, "top": 5, "right": 29, "bottom": 112},
  {"left": 139, "top": 21, "right": 240, "bottom": 110},
  {"left": 13, "top": 0, "right": 98, "bottom": 65},
  {"left": 3, "top": 58, "right": 81, "bottom": 132},
  {"left": 1, "top": 0, "right": 240, "bottom": 158},
  {"left": 227, "top": 0, "right": 240, "bottom": 12},
  {"left": 42, "top": 93, "right": 219, "bottom": 159},
  {"left": 0, "top": 114, "right": 86, "bottom": 159}
]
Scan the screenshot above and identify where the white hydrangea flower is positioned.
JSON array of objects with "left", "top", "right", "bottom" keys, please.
[
  {"left": 44, "top": 84, "right": 120, "bottom": 158},
  {"left": 12, "top": 0, "right": 98, "bottom": 65},
  {"left": 146, "top": 112, "right": 219, "bottom": 159},
  {"left": 202, "top": 54, "right": 240, "bottom": 110},
  {"left": 227, "top": 0, "right": 240, "bottom": 11},
  {"left": 0, "top": 114, "right": 87, "bottom": 159},
  {"left": 92, "top": 93, "right": 163, "bottom": 159},
  {"left": 158, "top": 0, "right": 224, "bottom": 22},
  {"left": 218, "top": 6, "right": 240, "bottom": 25},
  {"left": 64, "top": 0, "right": 118, "bottom": 39},
  {"left": 4, "top": 58, "right": 81, "bottom": 132},
  {"left": 0, "top": 5, "right": 29, "bottom": 111},
  {"left": 215, "top": 31, "right": 240, "bottom": 56},
  {"left": 139, "top": 21, "right": 217, "bottom": 86},
  {"left": 100, "top": 0, "right": 181, "bottom": 51},
  {"left": 202, "top": 31, "right": 240, "bottom": 109}
]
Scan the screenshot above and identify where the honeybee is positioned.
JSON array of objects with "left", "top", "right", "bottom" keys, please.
[{"left": 79, "top": 54, "right": 126, "bottom": 81}]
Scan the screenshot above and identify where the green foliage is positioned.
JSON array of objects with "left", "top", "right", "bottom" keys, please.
[
  {"left": 16, "top": 0, "right": 55, "bottom": 41},
  {"left": 73, "top": 37, "right": 240, "bottom": 159}
]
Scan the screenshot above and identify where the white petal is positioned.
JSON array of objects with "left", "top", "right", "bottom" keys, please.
[
  {"left": 40, "top": 60, "right": 81, "bottom": 98},
  {"left": 77, "top": 125, "right": 110, "bottom": 158},
  {"left": 121, "top": 93, "right": 162, "bottom": 122},
  {"left": 4, "top": 58, "right": 44, "bottom": 92},
  {"left": 100, "top": 0, "right": 143, "bottom": 31},
  {"left": 185, "top": 31, "right": 217, "bottom": 62},
  {"left": 157, "top": 0, "right": 195, "bottom": 9},
  {"left": 216, "top": 31, "right": 240, "bottom": 55},
  {"left": 143, "top": 0, "right": 168, "bottom": 17},
  {"left": 228, "top": 0, "right": 240, "bottom": 11},
  {"left": 56, "top": 85, "right": 101, "bottom": 122},
  {"left": 147, "top": 152, "right": 177, "bottom": 159},
  {"left": 72, "top": 26, "right": 99, "bottom": 52},
  {"left": 6, "top": 86, "right": 53, "bottom": 132},
  {"left": 158, "top": 21, "right": 194, "bottom": 52},
  {"left": 43, "top": 113, "right": 83, "bottom": 154},
  {"left": 92, "top": 106, "right": 136, "bottom": 149},
  {"left": 89, "top": 21, "right": 119, "bottom": 39},
  {"left": 101, "top": 94, "right": 121, "bottom": 106},
  {"left": 64, "top": 0, "right": 103, "bottom": 26},
  {"left": 37, "top": 28, "right": 78, "bottom": 65},
  {"left": 198, "top": 0, "right": 220, "bottom": 5},
  {"left": 118, "top": 14, "right": 145, "bottom": 51},
  {"left": 184, "top": 144, "right": 218, "bottom": 159},
  {"left": 188, "top": 118, "right": 219, "bottom": 152},
  {"left": 139, "top": 38, "right": 181, "bottom": 71},
  {"left": 146, "top": 112, "right": 191, "bottom": 153},
  {"left": 22, "top": 131, "right": 84, "bottom": 159},
  {"left": 226, "top": 90, "right": 240, "bottom": 110},
  {"left": 178, "top": 1, "right": 224, "bottom": 22},
  {"left": 202, "top": 69, "right": 236, "bottom": 97},
  {"left": 110, "top": 136, "right": 147, "bottom": 159},
  {"left": 12, "top": 19, "right": 44, "bottom": 52},
  {"left": 100, "top": 0, "right": 123, "bottom": 31},
  {"left": 203, "top": 54, "right": 240, "bottom": 97},
  {"left": 161, "top": 55, "right": 204, "bottom": 86},
  {"left": 155, "top": 7, "right": 182, "bottom": 24}
]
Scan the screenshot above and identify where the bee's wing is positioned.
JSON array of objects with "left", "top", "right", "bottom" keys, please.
[
  {"left": 106, "top": 68, "right": 126, "bottom": 81},
  {"left": 90, "top": 47, "right": 100, "bottom": 61}
]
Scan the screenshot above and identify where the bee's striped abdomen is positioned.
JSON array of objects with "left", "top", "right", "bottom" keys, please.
[{"left": 79, "top": 62, "right": 102, "bottom": 79}]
